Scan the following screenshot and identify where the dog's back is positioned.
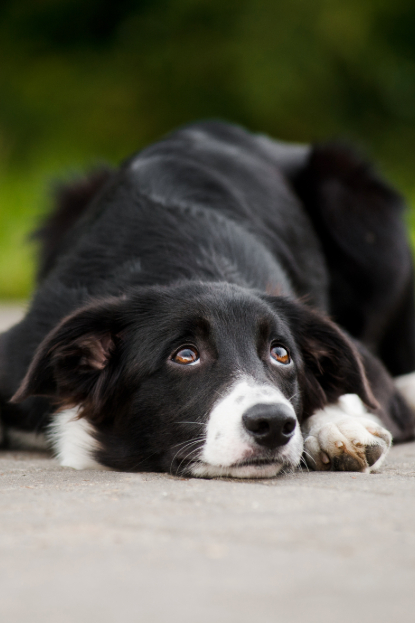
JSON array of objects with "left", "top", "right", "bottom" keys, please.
[
  {"left": 34, "top": 121, "right": 415, "bottom": 378},
  {"left": 34, "top": 122, "right": 329, "bottom": 308}
]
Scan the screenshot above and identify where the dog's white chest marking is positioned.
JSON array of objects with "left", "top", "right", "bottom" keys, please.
[
  {"left": 48, "top": 408, "right": 106, "bottom": 470},
  {"left": 302, "top": 394, "right": 392, "bottom": 472}
]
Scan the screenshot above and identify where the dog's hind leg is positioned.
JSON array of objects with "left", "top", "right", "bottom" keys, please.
[{"left": 292, "top": 142, "right": 415, "bottom": 377}]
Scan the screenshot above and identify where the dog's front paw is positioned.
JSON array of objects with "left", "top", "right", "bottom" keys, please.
[{"left": 302, "top": 395, "right": 392, "bottom": 472}]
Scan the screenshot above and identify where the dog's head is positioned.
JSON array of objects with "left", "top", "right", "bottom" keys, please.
[{"left": 12, "top": 283, "right": 374, "bottom": 477}]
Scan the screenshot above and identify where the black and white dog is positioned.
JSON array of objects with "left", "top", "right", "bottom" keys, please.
[{"left": 1, "top": 121, "right": 415, "bottom": 477}]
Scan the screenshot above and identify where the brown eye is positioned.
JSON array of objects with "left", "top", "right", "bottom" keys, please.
[
  {"left": 172, "top": 346, "right": 200, "bottom": 365},
  {"left": 270, "top": 345, "right": 290, "bottom": 365}
]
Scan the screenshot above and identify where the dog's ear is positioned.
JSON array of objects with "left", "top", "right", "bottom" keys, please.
[
  {"left": 264, "top": 297, "right": 377, "bottom": 417},
  {"left": 11, "top": 297, "right": 128, "bottom": 418}
]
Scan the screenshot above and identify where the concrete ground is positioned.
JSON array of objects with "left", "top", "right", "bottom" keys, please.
[{"left": 1, "top": 305, "right": 415, "bottom": 623}]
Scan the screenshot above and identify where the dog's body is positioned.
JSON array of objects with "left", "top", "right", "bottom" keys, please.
[{"left": 1, "top": 121, "right": 415, "bottom": 476}]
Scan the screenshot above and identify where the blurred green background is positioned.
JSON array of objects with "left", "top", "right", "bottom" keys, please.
[{"left": 1, "top": 0, "right": 415, "bottom": 299}]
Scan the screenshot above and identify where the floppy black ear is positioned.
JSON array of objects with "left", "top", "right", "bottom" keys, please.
[
  {"left": 11, "top": 297, "right": 127, "bottom": 417},
  {"left": 264, "top": 296, "right": 377, "bottom": 418}
]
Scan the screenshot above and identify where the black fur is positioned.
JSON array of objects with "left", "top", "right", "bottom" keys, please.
[
  {"left": 32, "top": 167, "right": 114, "bottom": 281},
  {"left": 1, "top": 120, "right": 414, "bottom": 471},
  {"left": 293, "top": 144, "right": 415, "bottom": 375}
]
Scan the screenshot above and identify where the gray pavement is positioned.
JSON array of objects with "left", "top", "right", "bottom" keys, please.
[{"left": 1, "top": 306, "right": 415, "bottom": 623}]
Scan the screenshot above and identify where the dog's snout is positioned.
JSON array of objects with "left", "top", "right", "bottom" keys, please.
[{"left": 242, "top": 403, "right": 296, "bottom": 449}]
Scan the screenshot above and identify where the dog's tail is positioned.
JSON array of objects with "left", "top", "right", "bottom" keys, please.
[{"left": 32, "top": 167, "right": 114, "bottom": 281}]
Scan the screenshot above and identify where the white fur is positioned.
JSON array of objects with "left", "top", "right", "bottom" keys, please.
[
  {"left": 302, "top": 394, "right": 392, "bottom": 472},
  {"left": 48, "top": 408, "right": 106, "bottom": 470},
  {"left": 191, "top": 377, "right": 303, "bottom": 478},
  {"left": 395, "top": 371, "right": 415, "bottom": 412},
  {"left": 190, "top": 461, "right": 284, "bottom": 479}
]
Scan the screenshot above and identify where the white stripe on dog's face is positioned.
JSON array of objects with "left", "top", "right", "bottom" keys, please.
[{"left": 191, "top": 377, "right": 303, "bottom": 478}]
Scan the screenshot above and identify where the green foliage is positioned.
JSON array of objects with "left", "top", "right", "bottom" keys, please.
[{"left": 1, "top": 0, "right": 415, "bottom": 298}]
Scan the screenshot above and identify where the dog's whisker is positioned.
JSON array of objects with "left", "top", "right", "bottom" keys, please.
[
  {"left": 169, "top": 436, "right": 206, "bottom": 475},
  {"left": 130, "top": 450, "right": 160, "bottom": 471},
  {"left": 170, "top": 438, "right": 204, "bottom": 461},
  {"left": 181, "top": 445, "right": 203, "bottom": 465},
  {"left": 175, "top": 444, "right": 204, "bottom": 475},
  {"left": 170, "top": 436, "right": 205, "bottom": 449},
  {"left": 287, "top": 391, "right": 300, "bottom": 404},
  {"left": 298, "top": 455, "right": 310, "bottom": 473},
  {"left": 302, "top": 449, "right": 316, "bottom": 468},
  {"left": 169, "top": 441, "right": 199, "bottom": 471}
]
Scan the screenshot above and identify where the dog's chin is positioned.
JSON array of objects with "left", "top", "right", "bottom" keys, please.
[{"left": 184, "top": 459, "right": 286, "bottom": 479}]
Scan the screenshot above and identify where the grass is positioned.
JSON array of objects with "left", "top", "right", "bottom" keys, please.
[
  {"left": 0, "top": 168, "right": 42, "bottom": 299},
  {"left": 0, "top": 146, "right": 117, "bottom": 300}
]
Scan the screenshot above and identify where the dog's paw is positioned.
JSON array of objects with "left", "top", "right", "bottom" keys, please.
[{"left": 302, "top": 395, "right": 392, "bottom": 472}]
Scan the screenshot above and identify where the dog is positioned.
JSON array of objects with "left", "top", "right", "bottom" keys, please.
[{"left": 1, "top": 120, "right": 415, "bottom": 477}]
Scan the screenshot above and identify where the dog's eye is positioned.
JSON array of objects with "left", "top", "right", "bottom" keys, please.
[
  {"left": 172, "top": 346, "right": 200, "bottom": 365},
  {"left": 270, "top": 345, "right": 290, "bottom": 365}
]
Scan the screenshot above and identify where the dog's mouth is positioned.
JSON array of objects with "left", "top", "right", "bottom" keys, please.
[
  {"left": 230, "top": 458, "right": 278, "bottom": 467},
  {"left": 172, "top": 455, "right": 286, "bottom": 479}
]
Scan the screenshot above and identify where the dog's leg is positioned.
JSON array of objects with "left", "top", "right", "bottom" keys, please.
[{"left": 301, "top": 394, "right": 392, "bottom": 472}]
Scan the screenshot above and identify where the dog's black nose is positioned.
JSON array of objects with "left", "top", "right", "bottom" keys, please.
[{"left": 242, "top": 403, "right": 296, "bottom": 449}]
